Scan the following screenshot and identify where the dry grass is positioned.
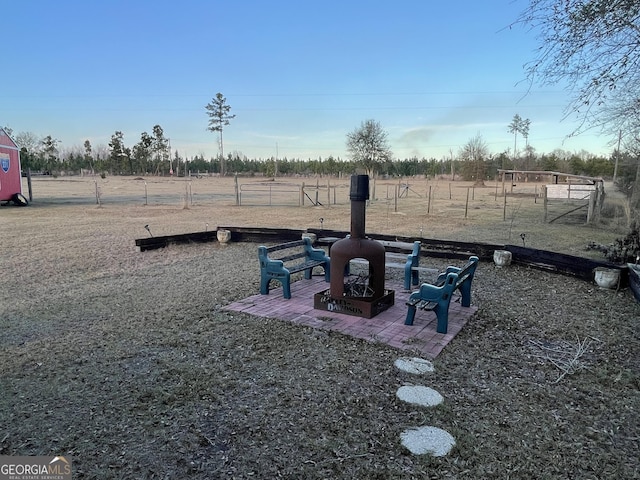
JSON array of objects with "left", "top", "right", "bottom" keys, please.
[{"left": 0, "top": 175, "right": 639, "bottom": 479}]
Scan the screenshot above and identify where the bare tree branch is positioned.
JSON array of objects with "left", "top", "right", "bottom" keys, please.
[{"left": 514, "top": 0, "right": 640, "bottom": 137}]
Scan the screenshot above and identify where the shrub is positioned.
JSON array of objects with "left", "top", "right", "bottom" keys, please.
[{"left": 588, "top": 224, "right": 640, "bottom": 263}]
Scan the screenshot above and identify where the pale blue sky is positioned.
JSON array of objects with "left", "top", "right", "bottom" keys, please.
[{"left": 2, "top": 0, "right": 613, "bottom": 161}]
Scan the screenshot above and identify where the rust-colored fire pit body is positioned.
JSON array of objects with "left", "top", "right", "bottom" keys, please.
[{"left": 314, "top": 175, "right": 395, "bottom": 318}]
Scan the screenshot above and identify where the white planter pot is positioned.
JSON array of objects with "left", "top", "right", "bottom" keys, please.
[
  {"left": 217, "top": 229, "right": 231, "bottom": 244},
  {"left": 493, "top": 250, "right": 512, "bottom": 267},
  {"left": 593, "top": 267, "right": 620, "bottom": 289}
]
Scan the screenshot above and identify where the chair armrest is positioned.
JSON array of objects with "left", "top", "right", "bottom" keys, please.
[
  {"left": 413, "top": 280, "right": 447, "bottom": 302},
  {"left": 435, "top": 265, "right": 460, "bottom": 284},
  {"left": 303, "top": 238, "right": 330, "bottom": 263},
  {"left": 405, "top": 241, "right": 421, "bottom": 267},
  {"left": 265, "top": 259, "right": 285, "bottom": 273},
  {"left": 307, "top": 247, "right": 329, "bottom": 261}
]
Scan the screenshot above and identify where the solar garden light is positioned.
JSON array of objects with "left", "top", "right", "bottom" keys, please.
[
  {"left": 520, "top": 232, "right": 526, "bottom": 247},
  {"left": 144, "top": 224, "right": 153, "bottom": 237},
  {"left": 319, "top": 217, "right": 324, "bottom": 229}
]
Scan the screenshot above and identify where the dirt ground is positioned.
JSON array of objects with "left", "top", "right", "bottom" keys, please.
[{"left": 1, "top": 175, "right": 639, "bottom": 479}]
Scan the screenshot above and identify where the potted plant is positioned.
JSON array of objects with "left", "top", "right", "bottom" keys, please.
[{"left": 588, "top": 224, "right": 640, "bottom": 299}]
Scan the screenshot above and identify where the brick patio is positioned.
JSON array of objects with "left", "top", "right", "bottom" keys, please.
[{"left": 223, "top": 276, "right": 478, "bottom": 358}]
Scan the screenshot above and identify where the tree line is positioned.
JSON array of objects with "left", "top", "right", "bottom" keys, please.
[{"left": 3, "top": 123, "right": 628, "bottom": 182}]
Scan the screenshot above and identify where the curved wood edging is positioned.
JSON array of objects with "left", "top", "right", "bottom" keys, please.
[{"left": 135, "top": 225, "right": 629, "bottom": 285}]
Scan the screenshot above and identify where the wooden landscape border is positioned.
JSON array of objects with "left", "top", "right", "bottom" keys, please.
[
  {"left": 134, "top": 225, "right": 631, "bottom": 287},
  {"left": 306, "top": 228, "right": 500, "bottom": 260},
  {"left": 505, "top": 244, "right": 626, "bottom": 283},
  {"left": 135, "top": 230, "right": 219, "bottom": 252}
]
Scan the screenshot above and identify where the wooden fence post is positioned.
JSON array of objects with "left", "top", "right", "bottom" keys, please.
[
  {"left": 587, "top": 191, "right": 596, "bottom": 224},
  {"left": 327, "top": 178, "right": 330, "bottom": 206},
  {"left": 394, "top": 184, "right": 398, "bottom": 213},
  {"left": 543, "top": 185, "right": 548, "bottom": 222},
  {"left": 465, "top": 187, "right": 470, "bottom": 218},
  {"left": 95, "top": 179, "right": 101, "bottom": 206},
  {"left": 503, "top": 189, "right": 507, "bottom": 221},
  {"left": 234, "top": 174, "right": 239, "bottom": 206}
]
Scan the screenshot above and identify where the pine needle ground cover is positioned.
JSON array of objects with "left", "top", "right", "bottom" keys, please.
[{"left": 1, "top": 176, "right": 638, "bottom": 478}]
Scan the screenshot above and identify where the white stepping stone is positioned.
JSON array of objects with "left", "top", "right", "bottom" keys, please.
[
  {"left": 394, "top": 357, "right": 435, "bottom": 375},
  {"left": 396, "top": 385, "right": 443, "bottom": 407},
  {"left": 400, "top": 426, "right": 455, "bottom": 456}
]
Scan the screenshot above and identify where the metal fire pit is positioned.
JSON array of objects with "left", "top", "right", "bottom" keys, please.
[
  {"left": 314, "top": 174, "right": 395, "bottom": 318},
  {"left": 313, "top": 288, "right": 395, "bottom": 319}
]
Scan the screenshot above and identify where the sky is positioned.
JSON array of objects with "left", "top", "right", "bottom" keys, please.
[{"left": 1, "top": 0, "right": 616, "bottom": 162}]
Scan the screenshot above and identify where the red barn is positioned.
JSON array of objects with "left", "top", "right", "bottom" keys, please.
[{"left": 0, "top": 127, "right": 27, "bottom": 205}]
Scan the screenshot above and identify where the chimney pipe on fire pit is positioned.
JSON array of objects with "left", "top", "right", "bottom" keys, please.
[
  {"left": 329, "top": 175, "right": 387, "bottom": 301},
  {"left": 349, "top": 174, "right": 368, "bottom": 239}
]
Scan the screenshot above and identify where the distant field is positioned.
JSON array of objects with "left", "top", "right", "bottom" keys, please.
[{"left": 18, "top": 174, "right": 628, "bottom": 255}]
